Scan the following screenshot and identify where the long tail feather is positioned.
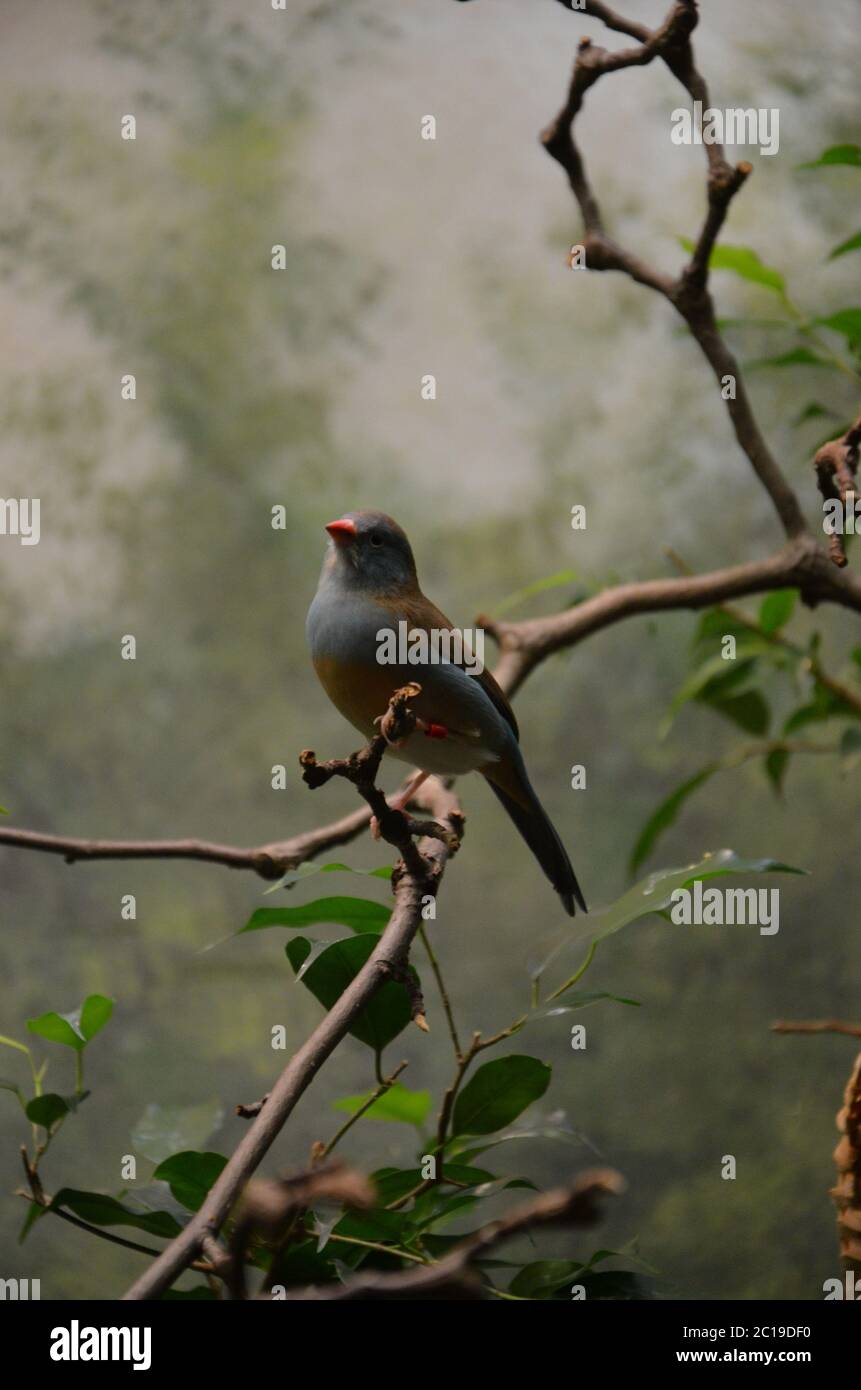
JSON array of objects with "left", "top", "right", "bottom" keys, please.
[{"left": 484, "top": 773, "right": 587, "bottom": 917}]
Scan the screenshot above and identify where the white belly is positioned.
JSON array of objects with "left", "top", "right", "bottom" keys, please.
[{"left": 385, "top": 728, "right": 499, "bottom": 778}]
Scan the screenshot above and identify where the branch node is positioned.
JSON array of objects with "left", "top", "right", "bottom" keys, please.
[{"left": 814, "top": 413, "right": 861, "bottom": 568}]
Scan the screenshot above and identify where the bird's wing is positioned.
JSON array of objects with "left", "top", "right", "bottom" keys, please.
[{"left": 392, "top": 590, "right": 520, "bottom": 742}]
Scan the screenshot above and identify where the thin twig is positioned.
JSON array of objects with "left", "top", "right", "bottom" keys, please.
[
  {"left": 419, "top": 925, "right": 461, "bottom": 1057},
  {"left": 772, "top": 1020, "right": 861, "bottom": 1039},
  {"left": 317, "top": 1060, "right": 410, "bottom": 1161},
  {"left": 0, "top": 806, "right": 372, "bottom": 880}
]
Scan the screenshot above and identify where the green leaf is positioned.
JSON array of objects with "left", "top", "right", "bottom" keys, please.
[
  {"left": 509, "top": 1259, "right": 588, "bottom": 1299},
  {"left": 452, "top": 1056, "right": 551, "bottom": 1137},
  {"left": 27, "top": 995, "right": 113, "bottom": 1051},
  {"left": 629, "top": 766, "right": 718, "bottom": 875},
  {"left": 765, "top": 747, "right": 790, "bottom": 796},
  {"left": 332, "top": 1084, "right": 431, "bottom": 1127},
  {"left": 48, "top": 1189, "right": 182, "bottom": 1239},
  {"left": 783, "top": 703, "right": 824, "bottom": 734},
  {"left": 758, "top": 589, "right": 797, "bottom": 634},
  {"left": 783, "top": 680, "right": 861, "bottom": 734},
  {"left": 268, "top": 1237, "right": 339, "bottom": 1285},
  {"left": 661, "top": 653, "right": 765, "bottom": 737},
  {"left": 840, "top": 726, "right": 861, "bottom": 773},
  {"left": 528, "top": 992, "right": 640, "bottom": 1020},
  {"left": 814, "top": 309, "right": 861, "bottom": 346},
  {"left": 492, "top": 569, "right": 585, "bottom": 618},
  {"left": 409, "top": 1190, "right": 481, "bottom": 1234},
  {"left": 713, "top": 316, "right": 791, "bottom": 332},
  {"left": 285, "top": 934, "right": 419, "bottom": 1052},
  {"left": 288, "top": 938, "right": 333, "bottom": 981},
  {"left": 27, "top": 1012, "right": 84, "bottom": 1050},
  {"left": 79, "top": 994, "right": 114, "bottom": 1042},
  {"left": 692, "top": 608, "right": 753, "bottom": 648},
  {"left": 119, "top": 1182, "right": 191, "bottom": 1231},
  {"left": 263, "top": 861, "right": 392, "bottom": 895},
  {"left": 829, "top": 230, "right": 861, "bottom": 262},
  {"left": 680, "top": 239, "right": 785, "bottom": 295},
  {"left": 371, "top": 1164, "right": 495, "bottom": 1207},
  {"left": 152, "top": 1151, "right": 228, "bottom": 1212},
  {"left": 18, "top": 1201, "right": 44, "bottom": 1244},
  {"left": 492, "top": 1246, "right": 630, "bottom": 1289},
  {"left": 241, "top": 897, "right": 390, "bottom": 935},
  {"left": 453, "top": 1114, "right": 588, "bottom": 1163},
  {"left": 793, "top": 401, "right": 836, "bottom": 427},
  {"left": 799, "top": 144, "right": 861, "bottom": 170},
  {"left": 409, "top": 1173, "right": 530, "bottom": 1229},
  {"left": 538, "top": 850, "right": 807, "bottom": 987},
  {"left": 574, "top": 1269, "right": 662, "bottom": 1300},
  {"left": 708, "top": 689, "right": 770, "bottom": 736},
  {"left": 25, "top": 1093, "right": 70, "bottom": 1129},
  {"left": 331, "top": 1208, "right": 410, "bottom": 1247},
  {"left": 748, "top": 347, "right": 833, "bottom": 370},
  {"left": 131, "top": 1100, "right": 225, "bottom": 1165}
]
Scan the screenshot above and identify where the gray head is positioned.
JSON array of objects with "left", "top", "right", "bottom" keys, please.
[{"left": 321, "top": 510, "right": 418, "bottom": 594}]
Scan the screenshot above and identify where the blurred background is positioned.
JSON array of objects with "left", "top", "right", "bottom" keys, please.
[{"left": 0, "top": 0, "right": 859, "bottom": 1298}]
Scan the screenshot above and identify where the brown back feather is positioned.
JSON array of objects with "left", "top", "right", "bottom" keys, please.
[{"left": 374, "top": 587, "right": 519, "bottom": 742}]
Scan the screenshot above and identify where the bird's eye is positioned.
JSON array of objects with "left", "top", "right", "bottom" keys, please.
[{"left": 369, "top": 533, "right": 383, "bottom": 547}]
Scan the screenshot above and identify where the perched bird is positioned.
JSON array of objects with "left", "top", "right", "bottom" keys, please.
[{"left": 306, "top": 510, "right": 586, "bottom": 916}]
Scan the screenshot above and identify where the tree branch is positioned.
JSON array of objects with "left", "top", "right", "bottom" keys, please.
[
  {"left": 6, "top": 546, "right": 861, "bottom": 868},
  {"left": 772, "top": 1020, "right": 861, "bottom": 1039},
  {"left": 271, "top": 1168, "right": 624, "bottom": 1300},
  {"left": 121, "top": 691, "right": 463, "bottom": 1301},
  {"left": 545, "top": 0, "right": 808, "bottom": 539},
  {"left": 482, "top": 536, "right": 861, "bottom": 698},
  {"left": 772, "top": 1025, "right": 861, "bottom": 1269},
  {"left": 0, "top": 802, "right": 372, "bottom": 880}
]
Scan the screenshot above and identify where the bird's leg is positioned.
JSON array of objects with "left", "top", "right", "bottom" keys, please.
[
  {"left": 389, "top": 769, "right": 431, "bottom": 812},
  {"left": 370, "top": 769, "right": 432, "bottom": 840}
]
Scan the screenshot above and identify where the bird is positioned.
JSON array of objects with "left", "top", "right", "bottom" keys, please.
[{"left": 305, "top": 510, "right": 586, "bottom": 916}]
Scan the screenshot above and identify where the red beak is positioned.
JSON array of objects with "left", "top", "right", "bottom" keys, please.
[{"left": 325, "top": 518, "right": 357, "bottom": 544}]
